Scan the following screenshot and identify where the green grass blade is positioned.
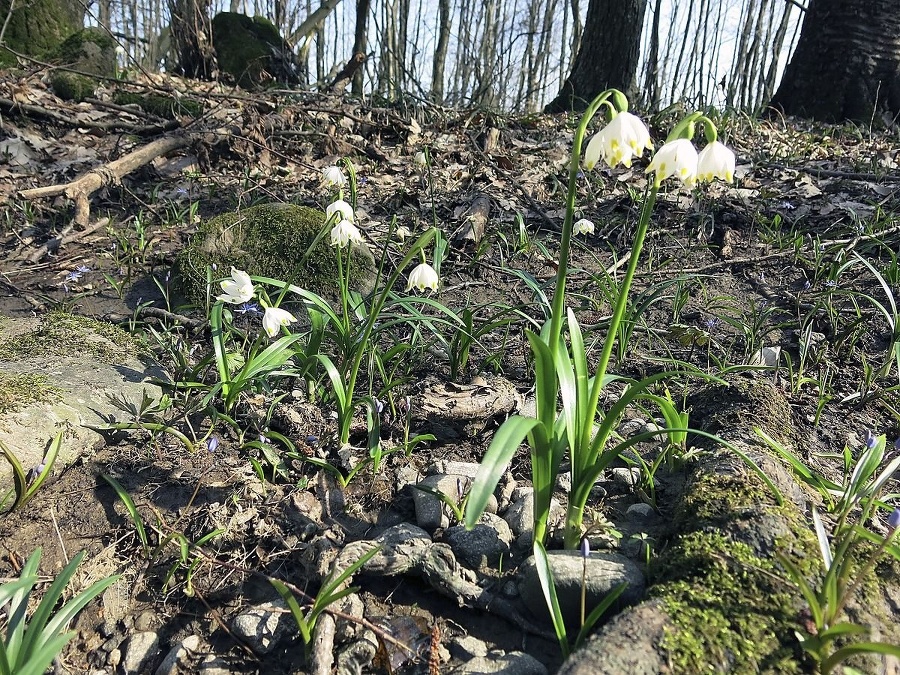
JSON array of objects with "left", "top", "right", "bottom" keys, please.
[
  {"left": 101, "top": 473, "right": 149, "bottom": 557},
  {"left": 465, "top": 416, "right": 542, "bottom": 530},
  {"left": 532, "top": 541, "right": 569, "bottom": 658}
]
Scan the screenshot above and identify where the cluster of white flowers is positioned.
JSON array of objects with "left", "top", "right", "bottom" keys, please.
[
  {"left": 584, "top": 112, "right": 735, "bottom": 188},
  {"left": 323, "top": 164, "right": 438, "bottom": 294},
  {"left": 217, "top": 267, "right": 297, "bottom": 338}
]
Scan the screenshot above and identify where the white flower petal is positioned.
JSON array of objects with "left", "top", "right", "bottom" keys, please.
[
  {"left": 646, "top": 139, "right": 698, "bottom": 187},
  {"left": 697, "top": 141, "right": 736, "bottom": 183},
  {"left": 330, "top": 219, "right": 363, "bottom": 247},
  {"left": 413, "top": 151, "right": 427, "bottom": 168},
  {"left": 584, "top": 111, "right": 653, "bottom": 170},
  {"left": 326, "top": 199, "right": 355, "bottom": 223},
  {"left": 217, "top": 267, "right": 255, "bottom": 304},
  {"left": 262, "top": 306, "right": 297, "bottom": 337},
  {"left": 407, "top": 263, "right": 439, "bottom": 293},
  {"left": 573, "top": 218, "right": 595, "bottom": 235},
  {"left": 321, "top": 165, "right": 346, "bottom": 188}
]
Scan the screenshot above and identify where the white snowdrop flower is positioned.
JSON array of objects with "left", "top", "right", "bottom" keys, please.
[
  {"left": 646, "top": 139, "right": 699, "bottom": 187},
  {"left": 413, "top": 151, "right": 427, "bottom": 168},
  {"left": 584, "top": 111, "right": 653, "bottom": 170},
  {"left": 573, "top": 218, "right": 595, "bottom": 236},
  {"left": 321, "top": 165, "right": 346, "bottom": 189},
  {"left": 262, "top": 306, "right": 297, "bottom": 337},
  {"left": 330, "top": 219, "right": 363, "bottom": 247},
  {"left": 217, "top": 267, "right": 255, "bottom": 304},
  {"left": 395, "top": 226, "right": 413, "bottom": 241},
  {"left": 326, "top": 199, "right": 355, "bottom": 223},
  {"left": 697, "top": 140, "right": 736, "bottom": 183},
  {"left": 407, "top": 263, "right": 439, "bottom": 293}
]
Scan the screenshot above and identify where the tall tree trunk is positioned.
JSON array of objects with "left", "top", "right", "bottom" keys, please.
[
  {"left": 168, "top": 0, "right": 214, "bottom": 78},
  {"left": 770, "top": 0, "right": 900, "bottom": 123},
  {"left": 351, "top": 0, "right": 370, "bottom": 94},
  {"left": 544, "top": 0, "right": 648, "bottom": 112},
  {"left": 431, "top": 0, "right": 451, "bottom": 103}
]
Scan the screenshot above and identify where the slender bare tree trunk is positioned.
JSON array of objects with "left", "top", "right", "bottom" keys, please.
[
  {"left": 351, "top": 0, "right": 370, "bottom": 94},
  {"left": 432, "top": 0, "right": 451, "bottom": 102}
]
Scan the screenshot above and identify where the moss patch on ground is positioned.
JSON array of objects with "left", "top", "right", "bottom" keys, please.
[
  {"left": 177, "top": 203, "right": 377, "bottom": 307},
  {"left": 112, "top": 91, "right": 204, "bottom": 119},
  {"left": 651, "top": 531, "right": 804, "bottom": 674},
  {"left": 0, "top": 312, "right": 142, "bottom": 362},
  {"left": 0, "top": 373, "right": 62, "bottom": 415}
]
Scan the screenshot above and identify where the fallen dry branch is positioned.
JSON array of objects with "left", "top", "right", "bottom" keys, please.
[{"left": 18, "top": 133, "right": 194, "bottom": 236}]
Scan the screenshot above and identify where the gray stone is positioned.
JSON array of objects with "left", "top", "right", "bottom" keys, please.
[
  {"left": 610, "top": 467, "right": 641, "bottom": 487},
  {"left": 450, "top": 635, "right": 489, "bottom": 659},
  {"left": 412, "top": 473, "right": 497, "bottom": 531},
  {"left": 198, "top": 655, "right": 233, "bottom": 675},
  {"left": 0, "top": 314, "right": 163, "bottom": 498},
  {"left": 443, "top": 512, "right": 512, "bottom": 569},
  {"left": 154, "top": 635, "right": 201, "bottom": 675},
  {"left": 557, "top": 600, "right": 671, "bottom": 674},
  {"left": 452, "top": 650, "right": 547, "bottom": 674},
  {"left": 120, "top": 631, "right": 159, "bottom": 674},
  {"left": 231, "top": 600, "right": 291, "bottom": 654},
  {"left": 502, "top": 488, "right": 563, "bottom": 544},
  {"left": 625, "top": 503, "right": 657, "bottom": 521},
  {"left": 518, "top": 551, "right": 644, "bottom": 628}
]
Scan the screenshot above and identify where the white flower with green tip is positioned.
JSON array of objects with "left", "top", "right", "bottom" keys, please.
[
  {"left": 584, "top": 111, "right": 653, "bottom": 170},
  {"left": 646, "top": 138, "right": 698, "bottom": 187},
  {"left": 697, "top": 140, "right": 735, "bottom": 183},
  {"left": 330, "top": 219, "right": 363, "bottom": 247},
  {"left": 262, "top": 306, "right": 297, "bottom": 337},
  {"left": 407, "top": 263, "right": 439, "bottom": 293},
  {"left": 217, "top": 267, "right": 255, "bottom": 304},
  {"left": 326, "top": 199, "right": 355, "bottom": 223}
]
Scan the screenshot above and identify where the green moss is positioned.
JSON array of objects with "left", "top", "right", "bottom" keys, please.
[
  {"left": 0, "top": 311, "right": 142, "bottom": 362},
  {"left": 50, "top": 71, "right": 97, "bottom": 102},
  {"left": 0, "top": 0, "right": 82, "bottom": 62},
  {"left": 177, "top": 203, "right": 376, "bottom": 307},
  {"left": 0, "top": 373, "right": 62, "bottom": 415},
  {"left": 112, "top": 91, "right": 204, "bottom": 119},
  {"left": 54, "top": 27, "right": 115, "bottom": 73},
  {"left": 211, "top": 12, "right": 297, "bottom": 88},
  {"left": 652, "top": 532, "right": 803, "bottom": 674}
]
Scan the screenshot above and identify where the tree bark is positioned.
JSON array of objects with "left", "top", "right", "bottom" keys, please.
[
  {"left": 544, "top": 0, "right": 648, "bottom": 113},
  {"left": 351, "top": 0, "right": 370, "bottom": 94},
  {"left": 431, "top": 0, "right": 451, "bottom": 103},
  {"left": 770, "top": 0, "right": 900, "bottom": 123}
]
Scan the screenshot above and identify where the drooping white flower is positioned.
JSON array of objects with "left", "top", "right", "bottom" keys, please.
[
  {"left": 407, "top": 263, "right": 439, "bottom": 293},
  {"left": 584, "top": 111, "right": 653, "bottom": 170},
  {"left": 326, "top": 199, "right": 355, "bottom": 223},
  {"left": 115, "top": 45, "right": 125, "bottom": 57},
  {"left": 217, "top": 267, "right": 255, "bottom": 304},
  {"left": 395, "top": 225, "right": 413, "bottom": 241},
  {"left": 262, "top": 306, "right": 297, "bottom": 337},
  {"left": 330, "top": 219, "right": 363, "bottom": 247},
  {"left": 573, "top": 218, "right": 594, "bottom": 236},
  {"left": 697, "top": 140, "right": 735, "bottom": 183},
  {"left": 413, "top": 151, "right": 427, "bottom": 168},
  {"left": 646, "top": 139, "right": 699, "bottom": 187},
  {"left": 321, "top": 165, "right": 347, "bottom": 189}
]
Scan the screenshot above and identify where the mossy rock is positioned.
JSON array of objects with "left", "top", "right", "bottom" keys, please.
[
  {"left": 177, "top": 203, "right": 377, "bottom": 307},
  {"left": 0, "top": 0, "right": 82, "bottom": 66},
  {"left": 211, "top": 12, "right": 300, "bottom": 88},
  {"left": 112, "top": 90, "right": 204, "bottom": 119},
  {"left": 49, "top": 28, "right": 117, "bottom": 101}
]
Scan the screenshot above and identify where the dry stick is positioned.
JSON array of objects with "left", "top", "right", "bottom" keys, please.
[
  {"left": 19, "top": 134, "right": 193, "bottom": 236},
  {"left": 26, "top": 217, "right": 108, "bottom": 264}
]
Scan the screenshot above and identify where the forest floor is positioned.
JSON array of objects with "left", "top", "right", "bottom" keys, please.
[{"left": 1, "top": 68, "right": 900, "bottom": 674}]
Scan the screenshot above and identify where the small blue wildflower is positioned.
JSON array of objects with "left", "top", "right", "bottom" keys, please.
[
  {"left": 824, "top": 280, "right": 837, "bottom": 289},
  {"left": 577, "top": 170, "right": 585, "bottom": 180},
  {"left": 259, "top": 433, "right": 270, "bottom": 445},
  {"left": 802, "top": 280, "right": 811, "bottom": 291},
  {"left": 306, "top": 435, "right": 318, "bottom": 445},
  {"left": 235, "top": 302, "right": 262, "bottom": 316},
  {"left": 26, "top": 462, "right": 46, "bottom": 483},
  {"left": 704, "top": 317, "right": 720, "bottom": 331},
  {"left": 65, "top": 270, "right": 83, "bottom": 282},
  {"left": 888, "top": 507, "right": 900, "bottom": 530},
  {"left": 865, "top": 429, "right": 878, "bottom": 449},
  {"left": 374, "top": 398, "right": 385, "bottom": 414},
  {"left": 75, "top": 264, "right": 91, "bottom": 274},
  {"left": 580, "top": 537, "right": 591, "bottom": 559},
  {"left": 206, "top": 434, "right": 220, "bottom": 453}
]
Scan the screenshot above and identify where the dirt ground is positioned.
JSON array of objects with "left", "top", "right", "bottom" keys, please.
[{"left": 1, "top": 70, "right": 900, "bottom": 674}]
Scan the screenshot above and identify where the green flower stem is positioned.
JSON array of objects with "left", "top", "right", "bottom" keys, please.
[
  {"left": 563, "top": 183, "right": 657, "bottom": 548},
  {"left": 335, "top": 229, "right": 437, "bottom": 446},
  {"left": 547, "top": 90, "right": 618, "bottom": 351}
]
